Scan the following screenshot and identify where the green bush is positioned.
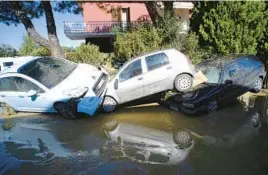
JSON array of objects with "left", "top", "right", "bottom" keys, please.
[
  {"left": 191, "top": 1, "right": 268, "bottom": 55},
  {"left": 66, "top": 43, "right": 108, "bottom": 66},
  {"left": 19, "top": 35, "right": 50, "bottom": 56},
  {"left": 180, "top": 32, "right": 212, "bottom": 64},
  {"left": 30, "top": 47, "right": 50, "bottom": 56},
  {"left": 155, "top": 13, "right": 183, "bottom": 47},
  {"left": 0, "top": 44, "right": 18, "bottom": 57},
  {"left": 114, "top": 25, "right": 161, "bottom": 62}
]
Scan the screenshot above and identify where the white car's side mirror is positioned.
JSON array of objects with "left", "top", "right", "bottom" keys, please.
[{"left": 27, "top": 90, "right": 37, "bottom": 97}]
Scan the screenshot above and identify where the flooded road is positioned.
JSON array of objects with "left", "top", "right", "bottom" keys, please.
[{"left": 1, "top": 94, "right": 268, "bottom": 175}]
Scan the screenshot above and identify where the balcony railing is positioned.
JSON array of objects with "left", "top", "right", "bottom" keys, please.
[{"left": 64, "top": 21, "right": 137, "bottom": 39}]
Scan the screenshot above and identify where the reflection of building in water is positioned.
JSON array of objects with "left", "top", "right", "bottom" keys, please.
[{"left": 102, "top": 120, "right": 194, "bottom": 165}]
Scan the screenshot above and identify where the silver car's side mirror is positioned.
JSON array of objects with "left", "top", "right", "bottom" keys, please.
[
  {"left": 114, "top": 79, "right": 118, "bottom": 90},
  {"left": 27, "top": 90, "right": 37, "bottom": 97}
]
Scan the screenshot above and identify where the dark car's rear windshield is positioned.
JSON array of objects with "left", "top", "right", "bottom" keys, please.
[{"left": 19, "top": 57, "right": 77, "bottom": 89}]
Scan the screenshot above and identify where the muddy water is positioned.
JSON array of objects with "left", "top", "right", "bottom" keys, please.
[{"left": 1, "top": 95, "right": 268, "bottom": 175}]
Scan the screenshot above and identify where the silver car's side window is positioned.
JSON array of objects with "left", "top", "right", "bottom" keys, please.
[
  {"left": 0, "top": 77, "right": 18, "bottom": 92},
  {"left": 145, "top": 53, "right": 169, "bottom": 71},
  {"left": 119, "top": 59, "right": 142, "bottom": 82}
]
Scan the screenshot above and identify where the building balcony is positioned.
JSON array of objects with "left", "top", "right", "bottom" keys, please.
[{"left": 64, "top": 21, "right": 134, "bottom": 40}]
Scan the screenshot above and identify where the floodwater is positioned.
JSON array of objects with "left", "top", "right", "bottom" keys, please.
[{"left": 1, "top": 94, "right": 268, "bottom": 175}]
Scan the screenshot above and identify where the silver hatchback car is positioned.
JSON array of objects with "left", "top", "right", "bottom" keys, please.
[{"left": 102, "top": 48, "right": 196, "bottom": 112}]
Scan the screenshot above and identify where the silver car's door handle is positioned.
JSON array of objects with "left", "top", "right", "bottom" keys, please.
[
  {"left": 19, "top": 95, "right": 24, "bottom": 98},
  {"left": 167, "top": 66, "right": 172, "bottom": 70},
  {"left": 0, "top": 95, "right": 5, "bottom": 97},
  {"left": 138, "top": 77, "right": 143, "bottom": 80}
]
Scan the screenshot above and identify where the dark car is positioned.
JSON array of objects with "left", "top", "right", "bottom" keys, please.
[{"left": 179, "top": 55, "right": 266, "bottom": 114}]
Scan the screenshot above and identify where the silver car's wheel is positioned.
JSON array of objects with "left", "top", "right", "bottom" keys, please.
[
  {"left": 102, "top": 96, "right": 117, "bottom": 113},
  {"left": 174, "top": 74, "right": 193, "bottom": 92},
  {"left": 252, "top": 77, "right": 263, "bottom": 93},
  {"left": 173, "top": 130, "right": 193, "bottom": 149},
  {"left": 207, "top": 100, "right": 218, "bottom": 113}
]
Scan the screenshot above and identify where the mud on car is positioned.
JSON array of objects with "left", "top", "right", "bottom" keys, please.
[{"left": 178, "top": 55, "right": 266, "bottom": 114}]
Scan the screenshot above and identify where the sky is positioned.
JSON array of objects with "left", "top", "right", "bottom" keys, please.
[{"left": 0, "top": 11, "right": 84, "bottom": 50}]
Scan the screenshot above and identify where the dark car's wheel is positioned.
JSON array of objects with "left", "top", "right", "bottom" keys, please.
[
  {"left": 54, "top": 102, "right": 77, "bottom": 119},
  {"left": 103, "top": 120, "right": 118, "bottom": 131},
  {"left": 206, "top": 100, "right": 218, "bottom": 113},
  {"left": 173, "top": 130, "right": 193, "bottom": 149},
  {"left": 102, "top": 96, "right": 117, "bottom": 113},
  {"left": 251, "top": 77, "right": 263, "bottom": 93},
  {"left": 174, "top": 74, "right": 193, "bottom": 92}
]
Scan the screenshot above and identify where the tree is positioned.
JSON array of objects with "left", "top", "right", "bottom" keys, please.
[
  {"left": 0, "top": 44, "right": 18, "bottom": 57},
  {"left": 191, "top": 1, "right": 268, "bottom": 55},
  {"left": 0, "top": 1, "right": 81, "bottom": 58},
  {"left": 19, "top": 35, "right": 50, "bottom": 56},
  {"left": 144, "top": 1, "right": 175, "bottom": 26}
]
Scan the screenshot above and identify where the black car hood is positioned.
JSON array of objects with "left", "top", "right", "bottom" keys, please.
[{"left": 182, "top": 83, "right": 218, "bottom": 102}]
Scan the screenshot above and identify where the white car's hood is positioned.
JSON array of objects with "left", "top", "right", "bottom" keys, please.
[{"left": 52, "top": 63, "right": 103, "bottom": 92}]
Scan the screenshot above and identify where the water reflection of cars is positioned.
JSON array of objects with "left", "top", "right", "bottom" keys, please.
[
  {"left": 0, "top": 56, "right": 109, "bottom": 118},
  {"left": 188, "top": 95, "right": 263, "bottom": 147},
  {"left": 101, "top": 120, "right": 194, "bottom": 165},
  {"left": 180, "top": 55, "right": 266, "bottom": 114},
  {"left": 102, "top": 48, "right": 196, "bottom": 113}
]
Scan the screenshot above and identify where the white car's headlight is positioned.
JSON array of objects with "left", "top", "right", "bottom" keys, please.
[{"left": 63, "top": 87, "right": 88, "bottom": 97}]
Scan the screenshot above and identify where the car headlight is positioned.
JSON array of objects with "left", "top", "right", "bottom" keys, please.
[{"left": 63, "top": 87, "right": 88, "bottom": 97}]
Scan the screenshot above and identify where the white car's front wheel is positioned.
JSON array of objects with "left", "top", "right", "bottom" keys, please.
[
  {"left": 174, "top": 74, "right": 193, "bottom": 92},
  {"left": 102, "top": 96, "right": 117, "bottom": 113}
]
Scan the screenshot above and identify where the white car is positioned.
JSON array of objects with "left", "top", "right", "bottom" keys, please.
[
  {"left": 0, "top": 56, "right": 34, "bottom": 72},
  {"left": 102, "top": 48, "right": 196, "bottom": 112},
  {"left": 102, "top": 120, "right": 194, "bottom": 165},
  {"left": 0, "top": 56, "right": 109, "bottom": 118}
]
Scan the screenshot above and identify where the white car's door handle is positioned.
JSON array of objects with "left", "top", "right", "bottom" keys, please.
[
  {"left": 0, "top": 95, "right": 5, "bottom": 97},
  {"left": 138, "top": 77, "right": 143, "bottom": 81},
  {"left": 167, "top": 66, "right": 172, "bottom": 70},
  {"left": 19, "top": 95, "right": 24, "bottom": 98}
]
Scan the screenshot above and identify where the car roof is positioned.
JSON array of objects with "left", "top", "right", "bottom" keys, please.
[
  {"left": 197, "top": 54, "right": 257, "bottom": 68},
  {"left": 0, "top": 56, "right": 38, "bottom": 75},
  {"left": 118, "top": 48, "right": 178, "bottom": 66}
]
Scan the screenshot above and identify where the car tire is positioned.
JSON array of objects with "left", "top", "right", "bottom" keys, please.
[
  {"left": 206, "top": 99, "right": 218, "bottom": 113},
  {"left": 251, "top": 77, "right": 263, "bottom": 93},
  {"left": 173, "top": 130, "right": 193, "bottom": 149},
  {"left": 103, "top": 120, "right": 118, "bottom": 131},
  {"left": 54, "top": 102, "right": 77, "bottom": 119},
  {"left": 102, "top": 96, "right": 117, "bottom": 113},
  {"left": 174, "top": 74, "right": 193, "bottom": 92}
]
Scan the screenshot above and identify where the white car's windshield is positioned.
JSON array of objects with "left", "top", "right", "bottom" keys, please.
[
  {"left": 197, "top": 65, "right": 222, "bottom": 84},
  {"left": 19, "top": 57, "right": 77, "bottom": 89}
]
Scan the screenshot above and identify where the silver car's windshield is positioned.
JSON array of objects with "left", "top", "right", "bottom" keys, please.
[
  {"left": 197, "top": 65, "right": 222, "bottom": 84},
  {"left": 19, "top": 57, "right": 77, "bottom": 89}
]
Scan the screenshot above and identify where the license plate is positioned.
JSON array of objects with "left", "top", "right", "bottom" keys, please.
[{"left": 97, "top": 79, "right": 105, "bottom": 89}]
